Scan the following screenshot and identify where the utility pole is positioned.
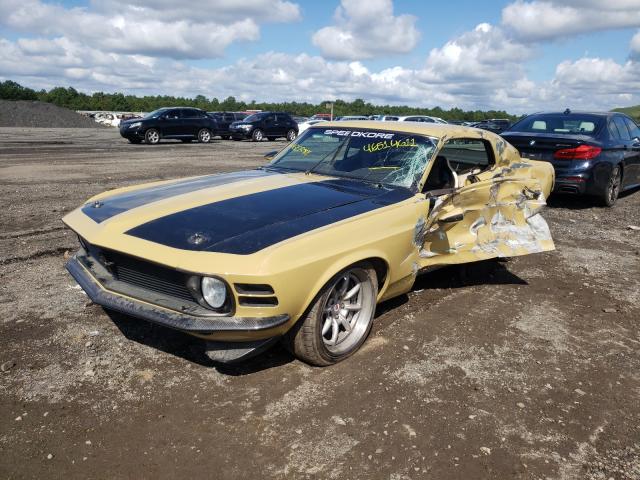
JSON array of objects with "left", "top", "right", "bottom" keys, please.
[{"left": 325, "top": 102, "right": 334, "bottom": 121}]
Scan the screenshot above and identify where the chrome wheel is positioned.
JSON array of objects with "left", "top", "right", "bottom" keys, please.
[
  {"left": 286, "top": 129, "right": 297, "bottom": 141},
  {"left": 320, "top": 268, "right": 375, "bottom": 355},
  {"left": 285, "top": 262, "right": 378, "bottom": 366},
  {"left": 145, "top": 129, "right": 160, "bottom": 144},
  {"left": 198, "top": 129, "right": 211, "bottom": 143},
  {"left": 252, "top": 129, "right": 263, "bottom": 141}
]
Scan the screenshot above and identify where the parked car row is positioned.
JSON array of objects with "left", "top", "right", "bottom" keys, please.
[{"left": 119, "top": 108, "right": 298, "bottom": 144}]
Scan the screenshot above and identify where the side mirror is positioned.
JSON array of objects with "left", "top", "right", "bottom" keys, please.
[{"left": 264, "top": 150, "right": 278, "bottom": 160}]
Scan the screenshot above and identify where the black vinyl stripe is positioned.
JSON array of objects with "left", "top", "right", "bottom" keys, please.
[
  {"left": 82, "top": 169, "right": 276, "bottom": 223},
  {"left": 126, "top": 178, "right": 413, "bottom": 255}
]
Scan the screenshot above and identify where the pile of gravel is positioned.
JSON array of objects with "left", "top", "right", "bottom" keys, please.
[{"left": 0, "top": 100, "right": 103, "bottom": 128}]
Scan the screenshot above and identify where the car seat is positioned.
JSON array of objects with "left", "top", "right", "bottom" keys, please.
[{"left": 422, "top": 155, "right": 458, "bottom": 192}]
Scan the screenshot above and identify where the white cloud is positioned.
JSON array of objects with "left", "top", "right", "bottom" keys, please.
[
  {"left": 420, "top": 23, "right": 532, "bottom": 84},
  {"left": 502, "top": 0, "right": 640, "bottom": 41},
  {"left": 93, "top": 0, "right": 301, "bottom": 24},
  {"left": 3, "top": 31, "right": 639, "bottom": 114},
  {"left": 312, "top": 0, "right": 420, "bottom": 60},
  {"left": 0, "top": 0, "right": 300, "bottom": 59}
]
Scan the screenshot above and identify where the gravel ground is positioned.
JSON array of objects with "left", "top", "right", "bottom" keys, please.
[
  {"left": 0, "top": 101, "right": 102, "bottom": 128},
  {"left": 0, "top": 127, "right": 639, "bottom": 480}
]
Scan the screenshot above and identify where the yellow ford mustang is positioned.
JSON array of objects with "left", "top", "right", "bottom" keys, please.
[{"left": 63, "top": 122, "right": 555, "bottom": 365}]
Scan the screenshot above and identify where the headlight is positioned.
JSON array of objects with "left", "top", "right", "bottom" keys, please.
[
  {"left": 201, "top": 277, "right": 226, "bottom": 309},
  {"left": 240, "top": 124, "right": 252, "bottom": 130},
  {"left": 128, "top": 121, "right": 142, "bottom": 129}
]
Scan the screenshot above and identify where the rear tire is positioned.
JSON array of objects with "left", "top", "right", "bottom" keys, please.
[
  {"left": 286, "top": 129, "right": 297, "bottom": 142},
  {"left": 285, "top": 263, "right": 377, "bottom": 366},
  {"left": 145, "top": 129, "right": 160, "bottom": 145},
  {"left": 600, "top": 165, "right": 621, "bottom": 207},
  {"left": 251, "top": 129, "right": 264, "bottom": 142},
  {"left": 197, "top": 129, "right": 212, "bottom": 143}
]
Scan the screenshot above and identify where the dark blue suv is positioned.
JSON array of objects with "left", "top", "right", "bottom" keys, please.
[
  {"left": 229, "top": 111, "right": 298, "bottom": 142},
  {"left": 119, "top": 107, "right": 218, "bottom": 144}
]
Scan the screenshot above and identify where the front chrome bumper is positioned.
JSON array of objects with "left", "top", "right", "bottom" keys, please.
[{"left": 66, "top": 255, "right": 290, "bottom": 334}]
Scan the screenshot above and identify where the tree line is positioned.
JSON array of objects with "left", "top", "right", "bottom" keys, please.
[{"left": 0, "top": 79, "right": 518, "bottom": 121}]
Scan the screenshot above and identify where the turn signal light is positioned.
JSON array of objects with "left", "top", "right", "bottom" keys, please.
[{"left": 554, "top": 145, "right": 602, "bottom": 160}]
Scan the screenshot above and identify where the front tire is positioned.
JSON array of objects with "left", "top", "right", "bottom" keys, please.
[
  {"left": 145, "top": 129, "right": 160, "bottom": 145},
  {"left": 286, "top": 263, "right": 378, "bottom": 366},
  {"left": 600, "top": 165, "right": 621, "bottom": 207},
  {"left": 197, "top": 128, "right": 212, "bottom": 143},
  {"left": 251, "top": 129, "right": 264, "bottom": 142},
  {"left": 286, "top": 129, "right": 297, "bottom": 142}
]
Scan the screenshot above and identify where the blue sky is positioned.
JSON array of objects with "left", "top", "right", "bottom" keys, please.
[{"left": 1, "top": 0, "right": 639, "bottom": 112}]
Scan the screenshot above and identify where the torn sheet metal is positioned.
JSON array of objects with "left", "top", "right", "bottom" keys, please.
[{"left": 419, "top": 173, "right": 555, "bottom": 264}]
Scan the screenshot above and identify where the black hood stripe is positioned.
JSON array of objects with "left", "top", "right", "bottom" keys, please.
[
  {"left": 82, "top": 169, "right": 276, "bottom": 223},
  {"left": 126, "top": 179, "right": 413, "bottom": 255}
]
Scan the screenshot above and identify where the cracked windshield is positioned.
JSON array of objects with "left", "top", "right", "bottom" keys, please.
[{"left": 269, "top": 127, "right": 436, "bottom": 189}]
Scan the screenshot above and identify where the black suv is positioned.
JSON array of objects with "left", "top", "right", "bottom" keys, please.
[
  {"left": 229, "top": 111, "right": 298, "bottom": 141},
  {"left": 207, "top": 111, "right": 248, "bottom": 139},
  {"left": 119, "top": 107, "right": 218, "bottom": 144},
  {"left": 474, "top": 118, "right": 511, "bottom": 133}
]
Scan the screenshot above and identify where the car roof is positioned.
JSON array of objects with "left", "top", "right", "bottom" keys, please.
[
  {"left": 527, "top": 111, "right": 613, "bottom": 117},
  {"left": 313, "top": 120, "right": 491, "bottom": 138}
]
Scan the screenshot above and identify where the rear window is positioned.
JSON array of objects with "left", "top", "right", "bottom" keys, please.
[{"left": 509, "top": 114, "right": 604, "bottom": 136}]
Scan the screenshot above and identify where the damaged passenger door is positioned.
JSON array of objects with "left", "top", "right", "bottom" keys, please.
[{"left": 418, "top": 137, "right": 555, "bottom": 267}]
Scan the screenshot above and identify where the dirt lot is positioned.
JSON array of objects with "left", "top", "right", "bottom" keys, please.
[{"left": 1, "top": 127, "right": 639, "bottom": 480}]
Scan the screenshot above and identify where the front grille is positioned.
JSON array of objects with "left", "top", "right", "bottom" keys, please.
[
  {"left": 76, "top": 238, "right": 235, "bottom": 316},
  {"left": 103, "top": 250, "right": 195, "bottom": 303}
]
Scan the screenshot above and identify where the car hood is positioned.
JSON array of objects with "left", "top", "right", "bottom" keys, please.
[{"left": 64, "top": 169, "right": 413, "bottom": 255}]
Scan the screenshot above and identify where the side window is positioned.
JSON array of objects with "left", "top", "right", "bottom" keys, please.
[
  {"left": 613, "top": 117, "right": 631, "bottom": 140},
  {"left": 223, "top": 113, "right": 234, "bottom": 122},
  {"left": 623, "top": 117, "right": 640, "bottom": 139},
  {"left": 440, "top": 138, "right": 494, "bottom": 175},
  {"left": 608, "top": 120, "right": 622, "bottom": 140},
  {"left": 180, "top": 109, "right": 194, "bottom": 119},
  {"left": 165, "top": 109, "right": 181, "bottom": 120}
]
